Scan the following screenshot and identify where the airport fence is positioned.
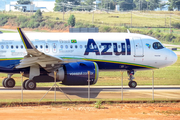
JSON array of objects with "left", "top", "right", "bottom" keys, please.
[{"left": 0, "top": 68, "right": 180, "bottom": 103}]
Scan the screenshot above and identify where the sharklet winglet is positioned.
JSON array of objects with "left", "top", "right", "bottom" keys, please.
[{"left": 17, "top": 28, "right": 34, "bottom": 49}]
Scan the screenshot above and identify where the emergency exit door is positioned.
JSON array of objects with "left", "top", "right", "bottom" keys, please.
[{"left": 133, "top": 38, "right": 144, "bottom": 57}]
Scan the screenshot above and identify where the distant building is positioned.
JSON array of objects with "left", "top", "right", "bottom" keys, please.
[
  {"left": 116, "top": 5, "right": 120, "bottom": 11},
  {"left": 5, "top": 1, "right": 55, "bottom": 12}
]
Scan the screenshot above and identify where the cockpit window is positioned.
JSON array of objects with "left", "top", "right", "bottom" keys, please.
[{"left": 153, "top": 42, "right": 164, "bottom": 49}]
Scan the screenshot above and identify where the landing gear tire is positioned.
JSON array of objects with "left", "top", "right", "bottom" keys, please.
[
  {"left": 4, "top": 78, "right": 15, "bottom": 88},
  {"left": 23, "top": 79, "right": 28, "bottom": 90},
  {"left": 2, "top": 78, "right": 7, "bottom": 87},
  {"left": 128, "top": 81, "right": 137, "bottom": 88},
  {"left": 25, "top": 80, "right": 36, "bottom": 90}
]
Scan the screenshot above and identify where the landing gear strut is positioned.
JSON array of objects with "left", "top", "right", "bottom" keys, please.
[
  {"left": 127, "top": 70, "right": 137, "bottom": 88},
  {"left": 2, "top": 74, "right": 15, "bottom": 88}
]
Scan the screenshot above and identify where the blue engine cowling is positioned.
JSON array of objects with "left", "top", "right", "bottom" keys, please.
[{"left": 60, "top": 61, "right": 99, "bottom": 85}]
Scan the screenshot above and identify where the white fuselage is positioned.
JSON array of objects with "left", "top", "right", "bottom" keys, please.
[{"left": 0, "top": 32, "right": 177, "bottom": 71}]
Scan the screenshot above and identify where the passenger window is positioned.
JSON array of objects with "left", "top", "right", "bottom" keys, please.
[
  {"left": 85, "top": 45, "right": 87, "bottom": 48},
  {"left": 118, "top": 45, "right": 121, "bottom": 48},
  {"left": 1, "top": 45, "right": 4, "bottom": 49},
  {"left": 108, "top": 45, "right": 111, "bottom": 48},
  {"left": 6, "top": 45, "right": 9, "bottom": 49},
  {"left": 65, "top": 45, "right": 68, "bottom": 49},
  {"left": 16, "top": 45, "right": 18, "bottom": 49},
  {"left": 113, "top": 45, "right": 116, "bottom": 48},
  {"left": 70, "top": 45, "right": 73, "bottom": 49},
  {"left": 60, "top": 45, "right": 63, "bottom": 49},
  {"left": 11, "top": 45, "right": 13, "bottom": 49},
  {"left": 153, "top": 42, "right": 164, "bottom": 49},
  {"left": 75, "top": 45, "right": 78, "bottom": 48},
  {"left": 35, "top": 45, "right": 38, "bottom": 49},
  {"left": 40, "top": 45, "right": 43, "bottom": 49},
  {"left": 99, "top": 45, "right": 101, "bottom": 48},
  {"left": 80, "top": 45, "right": 82, "bottom": 49},
  {"left": 45, "top": 44, "right": 49, "bottom": 53},
  {"left": 21, "top": 45, "right": 23, "bottom": 49}
]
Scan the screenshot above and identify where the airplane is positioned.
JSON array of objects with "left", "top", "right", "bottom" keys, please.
[{"left": 0, "top": 28, "right": 177, "bottom": 90}]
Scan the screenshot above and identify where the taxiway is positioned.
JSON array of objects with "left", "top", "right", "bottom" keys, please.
[{"left": 0, "top": 86, "right": 179, "bottom": 101}]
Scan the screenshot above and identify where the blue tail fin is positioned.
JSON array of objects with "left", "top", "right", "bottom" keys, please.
[{"left": 17, "top": 28, "right": 34, "bottom": 49}]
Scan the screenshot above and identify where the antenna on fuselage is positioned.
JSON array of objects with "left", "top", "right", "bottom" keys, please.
[{"left": 127, "top": 29, "right": 130, "bottom": 33}]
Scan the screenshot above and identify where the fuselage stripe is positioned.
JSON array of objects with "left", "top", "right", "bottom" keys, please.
[
  {"left": 0, "top": 57, "right": 157, "bottom": 69},
  {"left": 62, "top": 57, "right": 157, "bottom": 69}
]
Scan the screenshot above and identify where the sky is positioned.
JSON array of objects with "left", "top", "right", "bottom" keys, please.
[{"left": 0, "top": 0, "right": 55, "bottom": 10}]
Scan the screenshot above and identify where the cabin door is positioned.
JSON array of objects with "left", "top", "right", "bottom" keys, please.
[{"left": 133, "top": 38, "right": 144, "bottom": 57}]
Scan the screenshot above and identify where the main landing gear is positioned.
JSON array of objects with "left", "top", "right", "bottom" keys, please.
[
  {"left": 2, "top": 74, "right": 15, "bottom": 88},
  {"left": 127, "top": 70, "right": 137, "bottom": 88},
  {"left": 2, "top": 74, "right": 37, "bottom": 90},
  {"left": 23, "top": 79, "right": 36, "bottom": 90}
]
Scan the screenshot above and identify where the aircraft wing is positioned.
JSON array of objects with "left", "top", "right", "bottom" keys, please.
[{"left": 16, "top": 28, "right": 65, "bottom": 72}]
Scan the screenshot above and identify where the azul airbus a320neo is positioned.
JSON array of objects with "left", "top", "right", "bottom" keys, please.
[{"left": 0, "top": 28, "right": 177, "bottom": 90}]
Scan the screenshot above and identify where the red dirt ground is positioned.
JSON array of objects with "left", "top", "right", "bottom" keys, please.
[{"left": 0, "top": 103, "right": 180, "bottom": 120}]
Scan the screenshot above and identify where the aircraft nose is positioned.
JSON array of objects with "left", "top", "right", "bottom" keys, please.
[{"left": 169, "top": 50, "right": 177, "bottom": 65}]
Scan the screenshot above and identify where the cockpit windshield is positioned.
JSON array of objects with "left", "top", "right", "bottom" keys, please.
[{"left": 153, "top": 42, "right": 164, "bottom": 49}]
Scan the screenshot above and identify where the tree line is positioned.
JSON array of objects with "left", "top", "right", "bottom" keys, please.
[
  {"left": 53, "top": 0, "right": 180, "bottom": 11},
  {"left": 16, "top": 0, "right": 180, "bottom": 11}
]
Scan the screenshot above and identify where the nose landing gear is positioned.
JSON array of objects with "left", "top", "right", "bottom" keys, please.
[{"left": 127, "top": 70, "right": 137, "bottom": 88}]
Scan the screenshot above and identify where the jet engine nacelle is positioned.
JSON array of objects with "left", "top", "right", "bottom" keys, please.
[{"left": 53, "top": 61, "right": 99, "bottom": 85}]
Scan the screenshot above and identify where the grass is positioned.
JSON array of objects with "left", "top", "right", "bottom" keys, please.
[
  {"left": 42, "top": 11, "right": 180, "bottom": 28},
  {"left": 0, "top": 98, "right": 178, "bottom": 103},
  {"left": 2, "top": 11, "right": 180, "bottom": 28},
  {"left": 0, "top": 30, "right": 16, "bottom": 33},
  {"left": 156, "top": 110, "right": 180, "bottom": 115},
  {"left": 32, "top": 29, "right": 49, "bottom": 32}
]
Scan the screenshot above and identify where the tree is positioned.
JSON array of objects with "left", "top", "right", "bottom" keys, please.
[
  {"left": 134, "top": 0, "right": 160, "bottom": 10},
  {"left": 17, "top": 0, "right": 31, "bottom": 4},
  {"left": 68, "top": 15, "right": 75, "bottom": 27},
  {"left": 34, "top": 9, "right": 43, "bottom": 22},
  {"left": 98, "top": 0, "right": 116, "bottom": 11},
  {"left": 15, "top": 0, "right": 31, "bottom": 11},
  {"left": 168, "top": 0, "right": 180, "bottom": 11},
  {"left": 82, "top": 0, "right": 95, "bottom": 11},
  {"left": 54, "top": 0, "right": 81, "bottom": 11},
  {"left": 118, "top": 0, "right": 134, "bottom": 11},
  {"left": 84, "top": 0, "right": 95, "bottom": 5}
]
